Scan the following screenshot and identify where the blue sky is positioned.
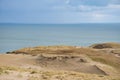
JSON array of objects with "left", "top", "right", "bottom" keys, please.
[{"left": 0, "top": 0, "right": 120, "bottom": 23}]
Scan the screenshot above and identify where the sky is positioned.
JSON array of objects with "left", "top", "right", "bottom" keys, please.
[{"left": 0, "top": 0, "right": 120, "bottom": 23}]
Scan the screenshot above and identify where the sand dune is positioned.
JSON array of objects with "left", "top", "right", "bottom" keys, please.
[
  {"left": 0, "top": 54, "right": 106, "bottom": 75},
  {"left": 36, "top": 55, "right": 107, "bottom": 75},
  {"left": 0, "top": 42, "right": 120, "bottom": 80},
  {"left": 0, "top": 54, "right": 116, "bottom": 80}
]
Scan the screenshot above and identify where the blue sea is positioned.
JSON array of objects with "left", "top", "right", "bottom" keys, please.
[{"left": 0, "top": 23, "right": 120, "bottom": 53}]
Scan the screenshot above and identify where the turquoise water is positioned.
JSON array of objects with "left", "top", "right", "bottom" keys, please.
[{"left": 0, "top": 23, "right": 120, "bottom": 53}]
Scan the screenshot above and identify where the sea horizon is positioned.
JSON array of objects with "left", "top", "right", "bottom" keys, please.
[{"left": 0, "top": 23, "right": 120, "bottom": 53}]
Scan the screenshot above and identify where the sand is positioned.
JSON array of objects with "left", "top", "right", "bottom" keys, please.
[
  {"left": 0, "top": 53, "right": 119, "bottom": 80},
  {"left": 0, "top": 43, "right": 120, "bottom": 80}
]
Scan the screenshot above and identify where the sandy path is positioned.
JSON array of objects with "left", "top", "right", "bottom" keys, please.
[{"left": 0, "top": 54, "right": 39, "bottom": 69}]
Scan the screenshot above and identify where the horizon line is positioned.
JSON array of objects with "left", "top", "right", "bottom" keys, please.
[{"left": 0, "top": 22, "right": 120, "bottom": 25}]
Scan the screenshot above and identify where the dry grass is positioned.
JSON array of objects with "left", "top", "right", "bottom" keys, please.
[
  {"left": 8, "top": 45, "right": 120, "bottom": 70},
  {"left": 88, "top": 54, "right": 120, "bottom": 70},
  {"left": 30, "top": 70, "right": 38, "bottom": 74},
  {"left": 78, "top": 48, "right": 120, "bottom": 71},
  {"left": 0, "top": 67, "right": 9, "bottom": 75},
  {"left": 7, "top": 44, "right": 120, "bottom": 73},
  {"left": 8, "top": 46, "right": 76, "bottom": 55},
  {"left": 111, "top": 50, "right": 120, "bottom": 54},
  {"left": 1, "top": 43, "right": 120, "bottom": 80},
  {"left": 26, "top": 70, "right": 120, "bottom": 80},
  {"left": 89, "top": 42, "right": 120, "bottom": 49},
  {"left": 0, "top": 66, "right": 35, "bottom": 73},
  {"left": 0, "top": 66, "right": 119, "bottom": 80}
]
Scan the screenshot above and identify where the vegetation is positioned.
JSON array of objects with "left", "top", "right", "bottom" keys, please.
[
  {"left": 88, "top": 54, "right": 120, "bottom": 70},
  {"left": 89, "top": 42, "right": 120, "bottom": 49},
  {"left": 3, "top": 42, "right": 120, "bottom": 80},
  {"left": 0, "top": 67, "right": 9, "bottom": 75},
  {"left": 30, "top": 70, "right": 38, "bottom": 74},
  {"left": 0, "top": 66, "right": 119, "bottom": 80},
  {"left": 8, "top": 44, "right": 120, "bottom": 71}
]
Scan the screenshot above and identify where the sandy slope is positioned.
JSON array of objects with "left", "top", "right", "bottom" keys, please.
[
  {"left": 0, "top": 43, "right": 120, "bottom": 80},
  {"left": 36, "top": 54, "right": 107, "bottom": 75},
  {"left": 0, "top": 54, "right": 105, "bottom": 74},
  {"left": 0, "top": 54, "right": 119, "bottom": 80},
  {"left": 0, "top": 54, "right": 37, "bottom": 67}
]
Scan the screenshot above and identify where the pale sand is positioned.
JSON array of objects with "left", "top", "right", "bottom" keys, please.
[{"left": 0, "top": 54, "right": 119, "bottom": 80}]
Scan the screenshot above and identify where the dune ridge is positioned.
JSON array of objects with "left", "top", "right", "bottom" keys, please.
[{"left": 0, "top": 42, "right": 120, "bottom": 80}]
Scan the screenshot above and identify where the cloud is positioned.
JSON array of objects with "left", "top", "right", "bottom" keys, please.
[
  {"left": 108, "top": 4, "right": 120, "bottom": 8},
  {"left": 53, "top": 0, "right": 120, "bottom": 14},
  {"left": 91, "top": 13, "right": 110, "bottom": 21},
  {"left": 93, "top": 13, "right": 105, "bottom": 18},
  {"left": 111, "top": 0, "right": 120, "bottom": 4},
  {"left": 68, "top": 0, "right": 110, "bottom": 6},
  {"left": 0, "top": 0, "right": 120, "bottom": 23},
  {"left": 65, "top": 0, "right": 70, "bottom": 4}
]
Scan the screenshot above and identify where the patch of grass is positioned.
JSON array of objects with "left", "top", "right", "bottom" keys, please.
[
  {"left": 87, "top": 53, "right": 120, "bottom": 71},
  {"left": 0, "top": 67, "right": 9, "bottom": 75},
  {"left": 0, "top": 66, "right": 119, "bottom": 80},
  {"left": 17, "top": 74, "right": 23, "bottom": 78},
  {"left": 28, "top": 76, "right": 40, "bottom": 80},
  {"left": 8, "top": 45, "right": 120, "bottom": 72},
  {"left": 0, "top": 67, "right": 4, "bottom": 75},
  {"left": 42, "top": 71, "right": 55, "bottom": 77},
  {"left": 30, "top": 70, "right": 38, "bottom": 74},
  {"left": 89, "top": 42, "right": 120, "bottom": 49},
  {"left": 0, "top": 66, "right": 30, "bottom": 73},
  {"left": 41, "top": 74, "right": 49, "bottom": 80}
]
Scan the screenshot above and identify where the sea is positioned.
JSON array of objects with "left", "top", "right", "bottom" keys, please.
[{"left": 0, "top": 23, "right": 120, "bottom": 53}]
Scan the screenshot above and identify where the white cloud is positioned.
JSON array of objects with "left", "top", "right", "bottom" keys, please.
[
  {"left": 65, "top": 0, "right": 70, "bottom": 4},
  {"left": 107, "top": 4, "right": 120, "bottom": 8},
  {"left": 91, "top": 13, "right": 109, "bottom": 21},
  {"left": 110, "top": 0, "right": 120, "bottom": 4},
  {"left": 78, "top": 5, "right": 92, "bottom": 11},
  {"left": 0, "top": 0, "right": 120, "bottom": 23},
  {"left": 94, "top": 14, "right": 105, "bottom": 18}
]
